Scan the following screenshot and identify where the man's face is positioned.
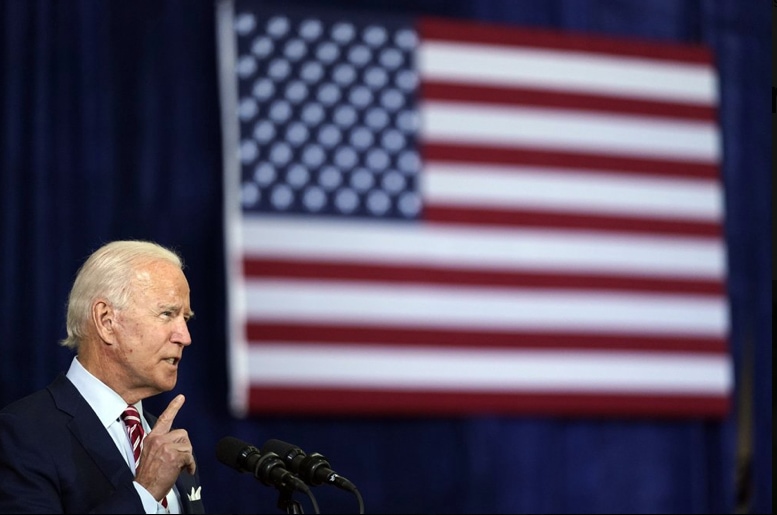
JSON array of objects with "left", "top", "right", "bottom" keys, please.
[{"left": 111, "top": 259, "right": 193, "bottom": 399}]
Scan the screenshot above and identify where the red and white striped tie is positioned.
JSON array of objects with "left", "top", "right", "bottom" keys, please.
[{"left": 122, "top": 405, "right": 168, "bottom": 508}]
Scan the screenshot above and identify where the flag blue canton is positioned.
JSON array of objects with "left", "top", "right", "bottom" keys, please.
[{"left": 234, "top": 7, "right": 422, "bottom": 220}]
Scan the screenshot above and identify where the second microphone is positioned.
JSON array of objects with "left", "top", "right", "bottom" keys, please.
[{"left": 261, "top": 439, "right": 357, "bottom": 492}]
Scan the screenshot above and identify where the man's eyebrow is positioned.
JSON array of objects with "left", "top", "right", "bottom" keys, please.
[{"left": 156, "top": 303, "right": 193, "bottom": 318}]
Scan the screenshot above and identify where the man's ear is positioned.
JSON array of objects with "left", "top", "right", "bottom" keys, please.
[{"left": 92, "top": 300, "right": 117, "bottom": 344}]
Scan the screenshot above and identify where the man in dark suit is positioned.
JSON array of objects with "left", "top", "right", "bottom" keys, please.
[{"left": 0, "top": 240, "right": 205, "bottom": 513}]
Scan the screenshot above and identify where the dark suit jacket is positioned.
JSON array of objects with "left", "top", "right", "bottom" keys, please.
[{"left": 0, "top": 374, "right": 205, "bottom": 514}]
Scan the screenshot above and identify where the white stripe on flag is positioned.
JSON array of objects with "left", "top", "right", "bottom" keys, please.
[
  {"left": 420, "top": 41, "right": 717, "bottom": 104},
  {"left": 422, "top": 101, "right": 720, "bottom": 161},
  {"left": 424, "top": 162, "right": 723, "bottom": 220},
  {"left": 245, "top": 344, "right": 732, "bottom": 394},
  {"left": 241, "top": 217, "right": 726, "bottom": 279},
  {"left": 244, "top": 279, "right": 727, "bottom": 336}
]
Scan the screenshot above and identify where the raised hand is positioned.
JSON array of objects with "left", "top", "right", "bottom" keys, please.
[{"left": 134, "top": 394, "right": 197, "bottom": 502}]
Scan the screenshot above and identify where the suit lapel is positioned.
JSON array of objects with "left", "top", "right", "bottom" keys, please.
[{"left": 48, "top": 374, "right": 136, "bottom": 489}]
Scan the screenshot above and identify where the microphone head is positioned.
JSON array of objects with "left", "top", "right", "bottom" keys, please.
[
  {"left": 216, "top": 436, "right": 312, "bottom": 494},
  {"left": 216, "top": 436, "right": 256, "bottom": 472},
  {"left": 261, "top": 438, "right": 297, "bottom": 457}
]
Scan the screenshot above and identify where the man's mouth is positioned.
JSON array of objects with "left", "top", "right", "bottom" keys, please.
[{"left": 164, "top": 357, "right": 180, "bottom": 366}]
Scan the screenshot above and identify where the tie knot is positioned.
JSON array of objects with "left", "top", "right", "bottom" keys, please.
[{"left": 121, "top": 405, "right": 141, "bottom": 426}]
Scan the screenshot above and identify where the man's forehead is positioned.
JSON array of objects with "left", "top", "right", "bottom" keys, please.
[{"left": 129, "top": 265, "right": 190, "bottom": 299}]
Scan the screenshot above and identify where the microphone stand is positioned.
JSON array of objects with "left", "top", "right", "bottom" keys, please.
[{"left": 276, "top": 485, "right": 304, "bottom": 514}]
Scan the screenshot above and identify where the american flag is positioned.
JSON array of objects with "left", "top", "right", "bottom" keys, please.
[{"left": 217, "top": 0, "right": 731, "bottom": 418}]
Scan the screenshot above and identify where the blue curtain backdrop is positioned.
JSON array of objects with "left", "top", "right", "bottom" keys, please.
[{"left": 0, "top": 0, "right": 771, "bottom": 513}]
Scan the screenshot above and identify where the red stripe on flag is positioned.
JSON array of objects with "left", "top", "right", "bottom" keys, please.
[
  {"left": 425, "top": 205, "right": 722, "bottom": 237},
  {"left": 242, "top": 258, "right": 724, "bottom": 295},
  {"left": 246, "top": 322, "right": 728, "bottom": 354},
  {"left": 418, "top": 17, "right": 714, "bottom": 65},
  {"left": 422, "top": 81, "right": 717, "bottom": 121},
  {"left": 248, "top": 387, "right": 730, "bottom": 418},
  {"left": 422, "top": 143, "right": 719, "bottom": 179}
]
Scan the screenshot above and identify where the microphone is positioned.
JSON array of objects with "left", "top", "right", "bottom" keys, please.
[
  {"left": 216, "top": 436, "right": 310, "bottom": 494},
  {"left": 261, "top": 439, "right": 357, "bottom": 493}
]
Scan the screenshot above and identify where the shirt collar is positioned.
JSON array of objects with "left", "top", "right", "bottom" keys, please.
[{"left": 66, "top": 356, "right": 145, "bottom": 429}]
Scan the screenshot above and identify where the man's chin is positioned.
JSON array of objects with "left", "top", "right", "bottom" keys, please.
[{"left": 156, "top": 373, "right": 178, "bottom": 393}]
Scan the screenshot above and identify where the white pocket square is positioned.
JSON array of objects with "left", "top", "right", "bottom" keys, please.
[{"left": 187, "top": 486, "right": 202, "bottom": 502}]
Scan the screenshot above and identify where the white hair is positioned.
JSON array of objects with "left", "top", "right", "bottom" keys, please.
[{"left": 60, "top": 240, "right": 183, "bottom": 350}]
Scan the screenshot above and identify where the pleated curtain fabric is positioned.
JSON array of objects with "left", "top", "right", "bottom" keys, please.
[{"left": 122, "top": 405, "right": 168, "bottom": 508}]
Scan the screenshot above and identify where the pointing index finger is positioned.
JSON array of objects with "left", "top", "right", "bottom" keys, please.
[{"left": 150, "top": 394, "right": 185, "bottom": 434}]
